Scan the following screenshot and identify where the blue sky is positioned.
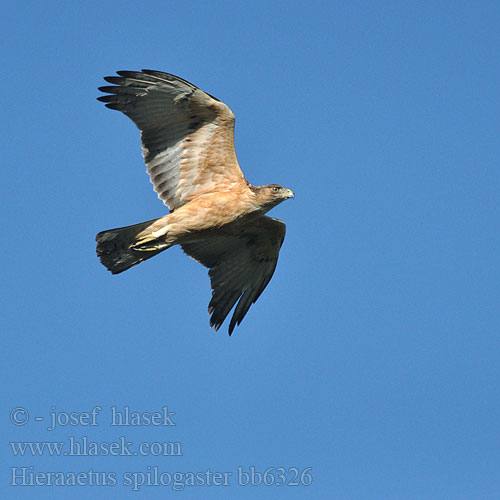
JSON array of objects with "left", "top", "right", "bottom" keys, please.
[{"left": 2, "top": 1, "right": 499, "bottom": 498}]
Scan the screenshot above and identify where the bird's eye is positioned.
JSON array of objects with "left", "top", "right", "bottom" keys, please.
[{"left": 272, "top": 186, "right": 280, "bottom": 193}]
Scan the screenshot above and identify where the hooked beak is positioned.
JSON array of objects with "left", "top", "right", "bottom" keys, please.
[{"left": 286, "top": 189, "right": 295, "bottom": 199}]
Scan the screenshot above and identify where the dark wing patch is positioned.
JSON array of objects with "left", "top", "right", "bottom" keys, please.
[{"left": 181, "top": 216, "right": 286, "bottom": 335}]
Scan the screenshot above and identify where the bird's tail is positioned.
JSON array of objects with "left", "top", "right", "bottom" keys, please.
[{"left": 96, "top": 218, "right": 169, "bottom": 274}]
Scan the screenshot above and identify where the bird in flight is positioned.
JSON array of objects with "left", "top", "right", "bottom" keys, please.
[{"left": 96, "top": 70, "right": 294, "bottom": 335}]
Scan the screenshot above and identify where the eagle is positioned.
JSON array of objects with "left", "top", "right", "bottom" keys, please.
[{"left": 95, "top": 70, "right": 294, "bottom": 335}]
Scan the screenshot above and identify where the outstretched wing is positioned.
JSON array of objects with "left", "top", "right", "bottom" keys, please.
[
  {"left": 181, "top": 216, "right": 286, "bottom": 335},
  {"left": 98, "top": 69, "right": 246, "bottom": 211}
]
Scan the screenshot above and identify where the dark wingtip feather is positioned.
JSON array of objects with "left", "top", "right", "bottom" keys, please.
[
  {"left": 142, "top": 69, "right": 175, "bottom": 79},
  {"left": 228, "top": 317, "right": 238, "bottom": 336},
  {"left": 210, "top": 318, "right": 222, "bottom": 332},
  {"left": 96, "top": 96, "right": 122, "bottom": 110},
  {"left": 103, "top": 76, "right": 123, "bottom": 84},
  {"left": 116, "top": 70, "right": 140, "bottom": 77},
  {"left": 98, "top": 86, "right": 119, "bottom": 94}
]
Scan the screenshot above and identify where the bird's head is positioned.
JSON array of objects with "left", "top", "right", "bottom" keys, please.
[{"left": 252, "top": 184, "right": 295, "bottom": 213}]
